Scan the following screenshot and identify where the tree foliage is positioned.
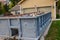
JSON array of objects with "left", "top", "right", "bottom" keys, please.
[
  {"left": 0, "top": 2, "right": 5, "bottom": 15},
  {"left": 9, "top": 0, "right": 21, "bottom": 9},
  {"left": 0, "top": 2, "right": 9, "bottom": 15},
  {"left": 10, "top": 0, "right": 20, "bottom": 5},
  {"left": 0, "top": 0, "right": 21, "bottom": 15},
  {"left": 57, "top": 0, "right": 60, "bottom": 9},
  {"left": 9, "top": 2, "right": 14, "bottom": 9},
  {"left": 4, "top": 4, "right": 9, "bottom": 12},
  {"left": 0, "top": 2, "right": 2, "bottom": 14}
]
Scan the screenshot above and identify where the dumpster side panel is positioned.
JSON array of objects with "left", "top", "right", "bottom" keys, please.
[
  {"left": 21, "top": 19, "right": 37, "bottom": 38},
  {"left": 0, "top": 19, "right": 10, "bottom": 37},
  {"left": 10, "top": 19, "right": 19, "bottom": 26}
]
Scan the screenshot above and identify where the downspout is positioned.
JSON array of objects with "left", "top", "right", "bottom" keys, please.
[{"left": 54, "top": 1, "right": 56, "bottom": 19}]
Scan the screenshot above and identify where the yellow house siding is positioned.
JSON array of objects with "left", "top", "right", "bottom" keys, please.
[
  {"left": 20, "top": 0, "right": 55, "bottom": 8},
  {"left": 19, "top": 0, "right": 56, "bottom": 19},
  {"left": 38, "top": 7, "right": 51, "bottom": 13},
  {"left": 11, "top": 11, "right": 16, "bottom": 15},
  {"left": 22, "top": 7, "right": 51, "bottom": 13},
  {"left": 23, "top": 8, "right": 36, "bottom": 13}
]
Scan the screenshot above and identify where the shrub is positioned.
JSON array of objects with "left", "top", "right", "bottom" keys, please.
[{"left": 56, "top": 13, "right": 60, "bottom": 19}]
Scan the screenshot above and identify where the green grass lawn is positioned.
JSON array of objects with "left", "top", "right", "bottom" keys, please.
[{"left": 45, "top": 21, "right": 60, "bottom": 40}]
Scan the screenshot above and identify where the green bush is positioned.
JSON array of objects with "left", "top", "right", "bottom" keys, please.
[{"left": 56, "top": 13, "right": 60, "bottom": 19}]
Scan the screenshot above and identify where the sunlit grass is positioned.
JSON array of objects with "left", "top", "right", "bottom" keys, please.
[{"left": 45, "top": 21, "right": 60, "bottom": 40}]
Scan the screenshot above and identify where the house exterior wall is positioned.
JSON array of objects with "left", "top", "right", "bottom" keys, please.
[
  {"left": 21, "top": 6, "right": 56, "bottom": 19},
  {"left": 11, "top": 10, "right": 20, "bottom": 15},
  {"left": 19, "top": 0, "right": 56, "bottom": 19},
  {"left": 20, "top": 0, "right": 54, "bottom": 8},
  {"left": 11, "top": 11, "right": 16, "bottom": 15},
  {"left": 38, "top": 7, "right": 51, "bottom": 13},
  {"left": 23, "top": 8, "right": 36, "bottom": 13},
  {"left": 22, "top": 7, "right": 51, "bottom": 14}
]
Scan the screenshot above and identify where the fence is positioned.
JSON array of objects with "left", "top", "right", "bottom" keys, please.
[{"left": 0, "top": 12, "right": 51, "bottom": 40}]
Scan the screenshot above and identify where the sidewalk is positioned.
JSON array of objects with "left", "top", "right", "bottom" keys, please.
[{"left": 0, "top": 37, "right": 4, "bottom": 40}]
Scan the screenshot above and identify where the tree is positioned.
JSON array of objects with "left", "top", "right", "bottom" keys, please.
[
  {"left": 10, "top": 0, "right": 15, "bottom": 5},
  {"left": 9, "top": 1, "right": 14, "bottom": 9},
  {"left": 1, "top": 4, "right": 6, "bottom": 13},
  {"left": 4, "top": 4, "right": 9, "bottom": 12},
  {"left": 0, "top": 0, "right": 21, "bottom": 15},
  {"left": 57, "top": 0, "right": 60, "bottom": 9},
  {"left": 0, "top": 2, "right": 3, "bottom": 15},
  {"left": 0, "top": 2, "right": 9, "bottom": 15},
  {"left": 14, "top": 0, "right": 21, "bottom": 4},
  {"left": 9, "top": 0, "right": 21, "bottom": 9}
]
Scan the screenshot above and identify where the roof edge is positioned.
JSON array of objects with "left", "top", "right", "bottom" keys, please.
[{"left": 18, "top": 0, "right": 25, "bottom": 4}]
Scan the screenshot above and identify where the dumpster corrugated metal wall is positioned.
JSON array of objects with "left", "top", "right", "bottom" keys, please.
[
  {"left": 21, "top": 19, "right": 36, "bottom": 38},
  {"left": 0, "top": 19, "right": 10, "bottom": 37},
  {"left": 0, "top": 12, "right": 51, "bottom": 40}
]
